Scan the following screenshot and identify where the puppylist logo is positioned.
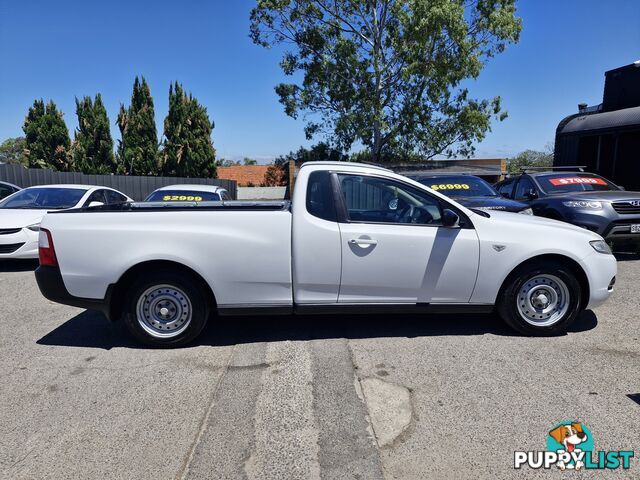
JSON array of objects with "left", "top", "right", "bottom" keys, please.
[{"left": 514, "top": 421, "right": 634, "bottom": 471}]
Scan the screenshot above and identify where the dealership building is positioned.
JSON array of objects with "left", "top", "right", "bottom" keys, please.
[{"left": 554, "top": 61, "right": 640, "bottom": 191}]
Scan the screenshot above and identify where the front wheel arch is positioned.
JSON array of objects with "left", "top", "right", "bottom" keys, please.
[
  {"left": 109, "top": 260, "right": 216, "bottom": 322},
  {"left": 497, "top": 254, "right": 590, "bottom": 311}
]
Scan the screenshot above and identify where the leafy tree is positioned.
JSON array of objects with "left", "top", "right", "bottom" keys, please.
[
  {"left": 0, "top": 137, "right": 27, "bottom": 165},
  {"left": 22, "top": 99, "right": 72, "bottom": 170},
  {"left": 217, "top": 158, "right": 238, "bottom": 167},
  {"left": 161, "top": 82, "right": 217, "bottom": 177},
  {"left": 275, "top": 142, "right": 348, "bottom": 168},
  {"left": 350, "top": 147, "right": 423, "bottom": 164},
  {"left": 243, "top": 157, "right": 258, "bottom": 166},
  {"left": 72, "top": 94, "right": 116, "bottom": 174},
  {"left": 116, "top": 77, "right": 159, "bottom": 175},
  {"left": 263, "top": 164, "right": 287, "bottom": 186},
  {"left": 251, "top": 0, "right": 521, "bottom": 163},
  {"left": 507, "top": 146, "right": 553, "bottom": 174}
]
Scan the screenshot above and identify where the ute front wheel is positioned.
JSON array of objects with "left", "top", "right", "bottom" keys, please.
[{"left": 498, "top": 261, "right": 582, "bottom": 336}]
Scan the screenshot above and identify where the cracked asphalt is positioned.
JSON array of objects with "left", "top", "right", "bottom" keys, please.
[{"left": 0, "top": 257, "right": 638, "bottom": 479}]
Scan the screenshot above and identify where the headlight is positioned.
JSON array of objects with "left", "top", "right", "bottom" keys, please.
[
  {"left": 519, "top": 208, "right": 533, "bottom": 215},
  {"left": 563, "top": 201, "right": 602, "bottom": 209},
  {"left": 26, "top": 223, "right": 41, "bottom": 232},
  {"left": 590, "top": 240, "right": 612, "bottom": 255}
]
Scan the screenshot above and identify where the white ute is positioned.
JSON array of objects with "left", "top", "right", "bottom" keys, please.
[{"left": 36, "top": 162, "right": 617, "bottom": 347}]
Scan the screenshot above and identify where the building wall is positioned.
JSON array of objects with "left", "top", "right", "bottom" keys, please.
[{"left": 217, "top": 165, "right": 270, "bottom": 187}]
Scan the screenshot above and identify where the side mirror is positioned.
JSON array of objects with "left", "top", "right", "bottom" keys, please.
[
  {"left": 88, "top": 201, "right": 105, "bottom": 208},
  {"left": 442, "top": 209, "right": 460, "bottom": 228},
  {"left": 526, "top": 189, "right": 538, "bottom": 199}
]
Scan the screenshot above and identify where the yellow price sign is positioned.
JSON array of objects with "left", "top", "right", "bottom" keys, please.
[
  {"left": 162, "top": 195, "right": 204, "bottom": 202},
  {"left": 430, "top": 183, "right": 470, "bottom": 191}
]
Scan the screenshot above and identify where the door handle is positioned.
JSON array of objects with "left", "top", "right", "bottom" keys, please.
[{"left": 349, "top": 238, "right": 377, "bottom": 246}]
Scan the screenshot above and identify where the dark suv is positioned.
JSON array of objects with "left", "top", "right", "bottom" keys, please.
[{"left": 495, "top": 168, "right": 640, "bottom": 252}]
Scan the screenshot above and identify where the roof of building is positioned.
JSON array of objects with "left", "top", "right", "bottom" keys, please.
[{"left": 559, "top": 105, "right": 640, "bottom": 135}]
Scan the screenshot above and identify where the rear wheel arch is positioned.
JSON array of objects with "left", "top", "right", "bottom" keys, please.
[
  {"left": 108, "top": 260, "right": 216, "bottom": 322},
  {"left": 498, "top": 254, "right": 590, "bottom": 310}
]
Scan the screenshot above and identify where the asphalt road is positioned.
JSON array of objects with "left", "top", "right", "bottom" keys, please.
[{"left": 0, "top": 257, "right": 638, "bottom": 479}]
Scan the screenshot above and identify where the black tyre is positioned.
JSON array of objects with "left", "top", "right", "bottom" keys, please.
[
  {"left": 123, "top": 271, "right": 210, "bottom": 347},
  {"left": 497, "top": 261, "right": 582, "bottom": 336}
]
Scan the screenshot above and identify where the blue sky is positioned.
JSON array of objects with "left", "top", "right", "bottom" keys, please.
[{"left": 0, "top": 0, "right": 639, "bottom": 162}]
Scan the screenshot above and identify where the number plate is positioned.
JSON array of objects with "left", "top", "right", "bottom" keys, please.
[{"left": 631, "top": 224, "right": 640, "bottom": 234}]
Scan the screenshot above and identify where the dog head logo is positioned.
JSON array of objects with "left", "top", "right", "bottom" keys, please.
[
  {"left": 549, "top": 423, "right": 588, "bottom": 453},
  {"left": 547, "top": 422, "right": 594, "bottom": 470}
]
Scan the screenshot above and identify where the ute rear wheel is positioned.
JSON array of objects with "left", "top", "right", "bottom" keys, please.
[
  {"left": 497, "top": 261, "right": 582, "bottom": 336},
  {"left": 123, "top": 271, "right": 210, "bottom": 347}
]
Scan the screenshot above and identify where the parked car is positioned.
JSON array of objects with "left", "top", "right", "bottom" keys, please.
[
  {"left": 0, "top": 181, "right": 21, "bottom": 200},
  {"left": 0, "top": 185, "right": 131, "bottom": 259},
  {"left": 145, "top": 184, "right": 231, "bottom": 203},
  {"left": 36, "top": 162, "right": 616, "bottom": 347},
  {"left": 495, "top": 169, "right": 640, "bottom": 252},
  {"left": 410, "top": 174, "right": 532, "bottom": 214},
  {"left": 36, "top": 162, "right": 617, "bottom": 347}
]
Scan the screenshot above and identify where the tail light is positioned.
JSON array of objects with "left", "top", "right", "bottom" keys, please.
[{"left": 38, "top": 228, "right": 58, "bottom": 267}]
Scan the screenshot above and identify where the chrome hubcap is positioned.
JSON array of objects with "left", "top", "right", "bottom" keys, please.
[
  {"left": 136, "top": 284, "right": 192, "bottom": 339},
  {"left": 516, "top": 274, "right": 570, "bottom": 326}
]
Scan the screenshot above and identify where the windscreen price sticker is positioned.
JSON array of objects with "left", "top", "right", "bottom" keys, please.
[
  {"left": 431, "top": 183, "right": 470, "bottom": 191},
  {"left": 548, "top": 177, "right": 607, "bottom": 186},
  {"left": 163, "top": 195, "right": 203, "bottom": 202}
]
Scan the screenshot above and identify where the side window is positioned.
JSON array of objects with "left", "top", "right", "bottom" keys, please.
[
  {"left": 105, "top": 190, "right": 127, "bottom": 204},
  {"left": 306, "top": 171, "right": 337, "bottom": 221},
  {"left": 497, "top": 179, "right": 515, "bottom": 198},
  {"left": 514, "top": 177, "right": 536, "bottom": 200},
  {"left": 338, "top": 174, "right": 442, "bottom": 225},
  {"left": 83, "top": 190, "right": 107, "bottom": 207}
]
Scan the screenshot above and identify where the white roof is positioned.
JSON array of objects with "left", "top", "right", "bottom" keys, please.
[
  {"left": 300, "top": 161, "right": 392, "bottom": 173},
  {"left": 153, "top": 184, "right": 227, "bottom": 193},
  {"left": 23, "top": 184, "right": 98, "bottom": 190},
  {"left": 0, "top": 180, "right": 21, "bottom": 189}
]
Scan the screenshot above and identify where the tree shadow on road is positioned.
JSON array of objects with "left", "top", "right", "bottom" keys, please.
[
  {"left": 37, "top": 309, "right": 599, "bottom": 350},
  {"left": 0, "top": 259, "right": 39, "bottom": 272}
]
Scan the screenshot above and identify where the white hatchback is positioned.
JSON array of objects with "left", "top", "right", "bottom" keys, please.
[{"left": 0, "top": 184, "right": 131, "bottom": 259}]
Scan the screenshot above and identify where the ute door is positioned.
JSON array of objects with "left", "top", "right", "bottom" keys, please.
[
  {"left": 336, "top": 173, "right": 479, "bottom": 304},
  {"left": 292, "top": 170, "right": 342, "bottom": 304}
]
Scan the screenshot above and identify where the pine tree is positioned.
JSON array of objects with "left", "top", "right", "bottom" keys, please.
[
  {"left": 161, "top": 82, "right": 217, "bottom": 178},
  {"left": 116, "top": 77, "right": 159, "bottom": 175},
  {"left": 23, "top": 99, "right": 72, "bottom": 170},
  {"left": 72, "top": 94, "right": 116, "bottom": 174}
]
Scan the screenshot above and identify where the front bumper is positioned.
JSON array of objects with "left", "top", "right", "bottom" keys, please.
[
  {"left": 0, "top": 228, "right": 38, "bottom": 259},
  {"left": 35, "top": 266, "right": 109, "bottom": 315},
  {"left": 578, "top": 251, "right": 617, "bottom": 310}
]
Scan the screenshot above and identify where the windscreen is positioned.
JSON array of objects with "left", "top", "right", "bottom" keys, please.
[
  {"left": 145, "top": 190, "right": 221, "bottom": 202},
  {"left": 0, "top": 187, "right": 88, "bottom": 209},
  {"left": 418, "top": 176, "right": 498, "bottom": 197},
  {"left": 536, "top": 173, "right": 619, "bottom": 193}
]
